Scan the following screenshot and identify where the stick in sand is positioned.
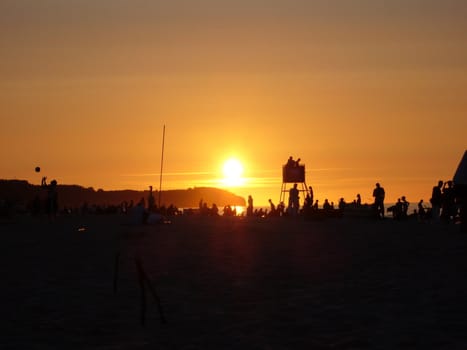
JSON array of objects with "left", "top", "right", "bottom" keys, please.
[
  {"left": 143, "top": 270, "right": 167, "bottom": 324},
  {"left": 135, "top": 258, "right": 167, "bottom": 325}
]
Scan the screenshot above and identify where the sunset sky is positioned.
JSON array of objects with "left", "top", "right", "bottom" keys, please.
[{"left": 1, "top": 0, "right": 466, "bottom": 206}]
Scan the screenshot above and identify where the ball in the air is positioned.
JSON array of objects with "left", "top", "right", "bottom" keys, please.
[{"left": 35, "top": 166, "right": 41, "bottom": 173}]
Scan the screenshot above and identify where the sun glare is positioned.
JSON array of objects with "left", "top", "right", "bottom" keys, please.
[{"left": 222, "top": 158, "right": 245, "bottom": 187}]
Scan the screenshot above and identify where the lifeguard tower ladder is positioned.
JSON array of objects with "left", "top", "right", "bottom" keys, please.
[{"left": 279, "top": 164, "right": 310, "bottom": 205}]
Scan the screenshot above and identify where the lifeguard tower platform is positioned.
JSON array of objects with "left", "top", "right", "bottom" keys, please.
[{"left": 279, "top": 163, "right": 310, "bottom": 204}]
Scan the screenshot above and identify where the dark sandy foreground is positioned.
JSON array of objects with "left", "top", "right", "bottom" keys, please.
[{"left": 1, "top": 215, "right": 467, "bottom": 349}]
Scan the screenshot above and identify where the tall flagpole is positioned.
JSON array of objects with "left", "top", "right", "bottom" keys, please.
[{"left": 158, "top": 125, "right": 166, "bottom": 207}]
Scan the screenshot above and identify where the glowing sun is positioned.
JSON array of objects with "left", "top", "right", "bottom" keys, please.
[{"left": 222, "top": 158, "right": 245, "bottom": 187}]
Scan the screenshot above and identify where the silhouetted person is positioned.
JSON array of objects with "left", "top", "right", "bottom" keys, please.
[
  {"left": 147, "top": 186, "right": 155, "bottom": 212},
  {"left": 418, "top": 199, "right": 426, "bottom": 220},
  {"left": 401, "top": 196, "right": 409, "bottom": 219},
  {"left": 286, "top": 156, "right": 295, "bottom": 167},
  {"left": 223, "top": 205, "right": 236, "bottom": 216},
  {"left": 373, "top": 183, "right": 385, "bottom": 219},
  {"left": 268, "top": 199, "right": 276, "bottom": 216},
  {"left": 46, "top": 180, "right": 58, "bottom": 220},
  {"left": 295, "top": 158, "right": 301, "bottom": 167},
  {"left": 338, "top": 198, "right": 346, "bottom": 211},
  {"left": 247, "top": 195, "right": 254, "bottom": 216},
  {"left": 430, "top": 180, "right": 443, "bottom": 221},
  {"left": 323, "top": 199, "right": 331, "bottom": 211},
  {"left": 393, "top": 198, "right": 403, "bottom": 220},
  {"left": 308, "top": 186, "right": 314, "bottom": 206},
  {"left": 276, "top": 201, "right": 285, "bottom": 216},
  {"left": 288, "top": 183, "right": 300, "bottom": 215},
  {"left": 201, "top": 202, "right": 209, "bottom": 216},
  {"left": 211, "top": 203, "right": 219, "bottom": 216},
  {"left": 304, "top": 194, "right": 313, "bottom": 208},
  {"left": 356, "top": 194, "right": 361, "bottom": 206},
  {"left": 278, "top": 201, "right": 286, "bottom": 216}
]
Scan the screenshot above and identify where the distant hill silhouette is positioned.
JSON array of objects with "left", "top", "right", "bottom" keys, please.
[{"left": 0, "top": 180, "right": 246, "bottom": 209}]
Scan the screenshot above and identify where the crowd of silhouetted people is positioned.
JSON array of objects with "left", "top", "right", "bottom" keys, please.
[
  {"left": 232, "top": 179, "right": 464, "bottom": 226},
  {"left": 3, "top": 182, "right": 180, "bottom": 224},
  {"left": 1, "top": 173, "right": 465, "bottom": 231},
  {"left": 429, "top": 180, "right": 458, "bottom": 223}
]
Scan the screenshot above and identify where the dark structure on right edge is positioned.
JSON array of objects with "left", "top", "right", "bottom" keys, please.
[{"left": 453, "top": 150, "right": 467, "bottom": 233}]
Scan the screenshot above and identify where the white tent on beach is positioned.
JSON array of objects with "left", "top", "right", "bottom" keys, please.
[{"left": 453, "top": 150, "right": 467, "bottom": 186}]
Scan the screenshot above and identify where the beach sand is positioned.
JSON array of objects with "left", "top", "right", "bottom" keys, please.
[{"left": 1, "top": 215, "right": 467, "bottom": 349}]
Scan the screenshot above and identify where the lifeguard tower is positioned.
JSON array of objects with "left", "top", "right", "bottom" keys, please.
[{"left": 279, "top": 161, "right": 310, "bottom": 205}]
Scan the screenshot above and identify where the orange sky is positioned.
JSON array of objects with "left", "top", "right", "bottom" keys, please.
[{"left": 1, "top": 0, "right": 466, "bottom": 206}]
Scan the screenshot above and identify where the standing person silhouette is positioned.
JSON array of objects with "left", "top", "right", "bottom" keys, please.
[
  {"left": 373, "top": 183, "right": 385, "bottom": 219},
  {"left": 430, "top": 180, "right": 443, "bottom": 221},
  {"left": 147, "top": 186, "right": 155, "bottom": 212},
  {"left": 247, "top": 195, "right": 254, "bottom": 216},
  {"left": 268, "top": 199, "right": 276, "bottom": 216},
  {"left": 308, "top": 186, "right": 314, "bottom": 207},
  {"left": 42, "top": 177, "right": 58, "bottom": 221},
  {"left": 401, "top": 196, "right": 410, "bottom": 218},
  {"left": 418, "top": 199, "right": 426, "bottom": 220},
  {"left": 289, "top": 183, "right": 300, "bottom": 216}
]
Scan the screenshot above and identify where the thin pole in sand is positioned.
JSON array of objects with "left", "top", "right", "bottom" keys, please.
[
  {"left": 143, "top": 271, "right": 167, "bottom": 324},
  {"left": 158, "top": 124, "right": 166, "bottom": 207},
  {"left": 135, "top": 258, "right": 167, "bottom": 326}
]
